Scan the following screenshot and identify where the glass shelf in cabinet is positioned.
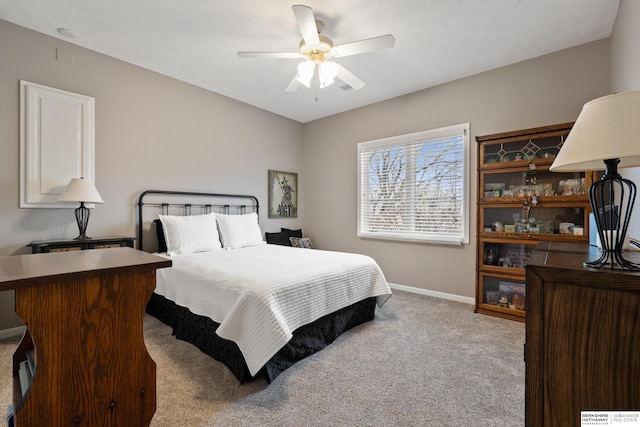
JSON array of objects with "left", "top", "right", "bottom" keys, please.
[
  {"left": 480, "top": 274, "right": 526, "bottom": 312},
  {"left": 481, "top": 241, "right": 535, "bottom": 269}
]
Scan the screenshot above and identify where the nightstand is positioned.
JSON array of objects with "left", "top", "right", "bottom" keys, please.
[{"left": 27, "top": 236, "right": 135, "bottom": 254}]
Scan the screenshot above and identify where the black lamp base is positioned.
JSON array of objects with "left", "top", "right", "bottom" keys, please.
[
  {"left": 584, "top": 251, "right": 640, "bottom": 270},
  {"left": 587, "top": 158, "right": 640, "bottom": 270},
  {"left": 73, "top": 202, "right": 92, "bottom": 240}
]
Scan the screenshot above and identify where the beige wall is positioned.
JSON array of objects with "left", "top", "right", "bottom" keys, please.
[
  {"left": 1, "top": 8, "right": 632, "bottom": 330},
  {"left": 0, "top": 20, "right": 303, "bottom": 329},
  {"left": 611, "top": 0, "right": 640, "bottom": 92},
  {"left": 301, "top": 40, "right": 610, "bottom": 299},
  {"left": 610, "top": 0, "right": 640, "bottom": 237}
]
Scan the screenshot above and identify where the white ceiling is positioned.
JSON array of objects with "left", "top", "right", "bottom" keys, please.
[{"left": 0, "top": 0, "right": 620, "bottom": 123}]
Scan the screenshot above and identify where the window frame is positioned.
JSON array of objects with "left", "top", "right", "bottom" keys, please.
[{"left": 357, "top": 123, "right": 470, "bottom": 245}]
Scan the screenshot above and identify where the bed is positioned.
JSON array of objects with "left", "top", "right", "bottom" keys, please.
[{"left": 137, "top": 190, "right": 392, "bottom": 383}]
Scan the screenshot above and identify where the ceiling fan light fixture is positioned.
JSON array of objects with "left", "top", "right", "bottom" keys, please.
[
  {"left": 318, "top": 61, "right": 338, "bottom": 88},
  {"left": 296, "top": 61, "right": 315, "bottom": 87},
  {"left": 237, "top": 5, "right": 393, "bottom": 92}
]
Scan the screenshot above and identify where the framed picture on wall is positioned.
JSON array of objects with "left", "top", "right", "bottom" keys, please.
[{"left": 268, "top": 170, "right": 298, "bottom": 218}]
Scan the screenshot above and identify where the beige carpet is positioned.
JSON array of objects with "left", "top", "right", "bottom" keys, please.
[{"left": 0, "top": 290, "right": 525, "bottom": 426}]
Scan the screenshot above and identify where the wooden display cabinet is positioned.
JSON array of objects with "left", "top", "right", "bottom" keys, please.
[{"left": 475, "top": 122, "right": 597, "bottom": 321}]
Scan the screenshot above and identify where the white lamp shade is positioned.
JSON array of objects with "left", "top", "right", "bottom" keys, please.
[
  {"left": 550, "top": 91, "right": 640, "bottom": 172},
  {"left": 296, "top": 61, "right": 314, "bottom": 88},
  {"left": 318, "top": 61, "right": 338, "bottom": 88},
  {"left": 58, "top": 178, "right": 104, "bottom": 204}
]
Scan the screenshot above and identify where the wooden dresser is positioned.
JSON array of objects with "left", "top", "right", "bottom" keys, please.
[
  {"left": 525, "top": 242, "right": 640, "bottom": 426},
  {"left": 0, "top": 247, "right": 171, "bottom": 426}
]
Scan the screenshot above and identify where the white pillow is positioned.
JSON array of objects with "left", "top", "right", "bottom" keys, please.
[
  {"left": 158, "top": 212, "right": 222, "bottom": 255},
  {"left": 215, "top": 212, "right": 264, "bottom": 249}
]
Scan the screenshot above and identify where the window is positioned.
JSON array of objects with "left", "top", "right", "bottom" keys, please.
[{"left": 357, "top": 123, "right": 470, "bottom": 245}]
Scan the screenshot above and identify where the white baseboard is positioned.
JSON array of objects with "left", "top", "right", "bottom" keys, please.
[
  {"left": 0, "top": 325, "right": 26, "bottom": 340},
  {"left": 389, "top": 283, "right": 474, "bottom": 305}
]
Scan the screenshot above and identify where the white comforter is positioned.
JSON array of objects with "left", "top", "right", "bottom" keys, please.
[{"left": 155, "top": 244, "right": 391, "bottom": 376}]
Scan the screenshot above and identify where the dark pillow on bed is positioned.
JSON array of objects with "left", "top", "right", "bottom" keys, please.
[
  {"left": 265, "top": 231, "right": 291, "bottom": 246},
  {"left": 281, "top": 228, "right": 303, "bottom": 238},
  {"left": 154, "top": 219, "right": 168, "bottom": 253}
]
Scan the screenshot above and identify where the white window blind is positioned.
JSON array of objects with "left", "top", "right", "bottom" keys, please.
[{"left": 357, "top": 123, "right": 470, "bottom": 245}]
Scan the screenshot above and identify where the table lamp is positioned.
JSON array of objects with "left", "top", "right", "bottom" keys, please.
[
  {"left": 550, "top": 91, "right": 640, "bottom": 270},
  {"left": 58, "top": 177, "right": 104, "bottom": 240}
]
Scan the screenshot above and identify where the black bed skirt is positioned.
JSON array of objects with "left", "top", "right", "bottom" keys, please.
[{"left": 146, "top": 293, "right": 377, "bottom": 383}]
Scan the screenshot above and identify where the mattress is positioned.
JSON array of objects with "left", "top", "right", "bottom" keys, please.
[{"left": 155, "top": 244, "right": 392, "bottom": 376}]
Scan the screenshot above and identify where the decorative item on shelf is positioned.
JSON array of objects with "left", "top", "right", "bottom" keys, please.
[
  {"left": 536, "top": 220, "right": 554, "bottom": 234},
  {"left": 543, "top": 186, "right": 555, "bottom": 196},
  {"left": 485, "top": 183, "right": 506, "bottom": 191},
  {"left": 499, "top": 281, "right": 526, "bottom": 310},
  {"left": 550, "top": 91, "right": 640, "bottom": 270},
  {"left": 497, "top": 295, "right": 510, "bottom": 308},
  {"left": 484, "top": 247, "right": 495, "bottom": 265},
  {"left": 486, "top": 184, "right": 505, "bottom": 197},
  {"left": 558, "top": 178, "right": 584, "bottom": 195},
  {"left": 559, "top": 222, "right": 575, "bottom": 235},
  {"left": 485, "top": 291, "right": 500, "bottom": 305},
  {"left": 57, "top": 177, "right": 104, "bottom": 240},
  {"left": 523, "top": 171, "right": 536, "bottom": 185},
  {"left": 515, "top": 219, "right": 529, "bottom": 233},
  {"left": 522, "top": 200, "right": 531, "bottom": 219}
]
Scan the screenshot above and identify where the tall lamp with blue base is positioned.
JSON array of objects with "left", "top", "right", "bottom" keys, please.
[{"left": 550, "top": 91, "right": 640, "bottom": 270}]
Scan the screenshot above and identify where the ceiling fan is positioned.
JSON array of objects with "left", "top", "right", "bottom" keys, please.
[{"left": 237, "top": 4, "right": 395, "bottom": 92}]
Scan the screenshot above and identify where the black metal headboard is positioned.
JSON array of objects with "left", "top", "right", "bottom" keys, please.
[{"left": 137, "top": 190, "right": 260, "bottom": 252}]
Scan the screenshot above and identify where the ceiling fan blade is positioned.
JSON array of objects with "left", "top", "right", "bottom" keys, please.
[
  {"left": 292, "top": 5, "right": 320, "bottom": 46},
  {"left": 285, "top": 74, "right": 302, "bottom": 92},
  {"left": 335, "top": 63, "right": 365, "bottom": 90},
  {"left": 237, "top": 52, "right": 302, "bottom": 59},
  {"left": 332, "top": 34, "right": 395, "bottom": 57}
]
